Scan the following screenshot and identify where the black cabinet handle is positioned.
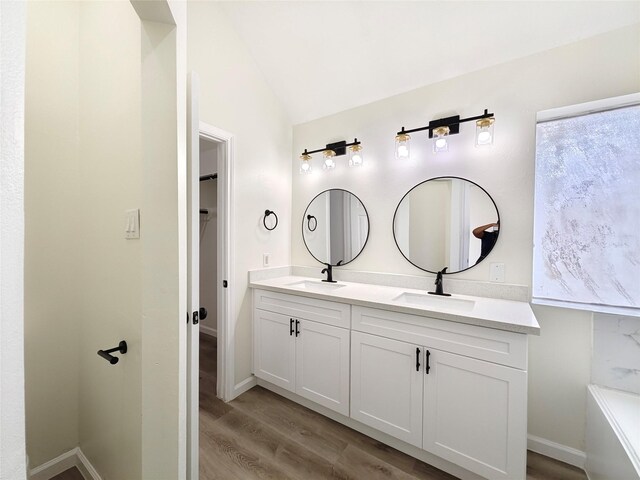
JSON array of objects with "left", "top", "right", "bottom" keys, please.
[
  {"left": 416, "top": 347, "right": 421, "bottom": 372},
  {"left": 295, "top": 319, "right": 300, "bottom": 337},
  {"left": 425, "top": 349, "right": 431, "bottom": 374},
  {"left": 289, "top": 318, "right": 294, "bottom": 336}
]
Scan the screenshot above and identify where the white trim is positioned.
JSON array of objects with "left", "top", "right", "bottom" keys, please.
[
  {"left": 536, "top": 92, "right": 640, "bottom": 123},
  {"left": 200, "top": 324, "right": 217, "bottom": 338},
  {"left": 531, "top": 298, "right": 640, "bottom": 317},
  {"left": 75, "top": 448, "right": 102, "bottom": 480},
  {"left": 587, "top": 384, "right": 640, "bottom": 476},
  {"left": 29, "top": 448, "right": 102, "bottom": 480},
  {"left": 527, "top": 434, "right": 586, "bottom": 469},
  {"left": 29, "top": 450, "right": 77, "bottom": 480},
  {"left": 198, "top": 121, "right": 235, "bottom": 403},
  {"left": 232, "top": 376, "right": 257, "bottom": 399}
]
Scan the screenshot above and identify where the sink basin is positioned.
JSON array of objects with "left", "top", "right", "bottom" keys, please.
[
  {"left": 286, "top": 280, "right": 347, "bottom": 292},
  {"left": 392, "top": 292, "right": 475, "bottom": 311}
]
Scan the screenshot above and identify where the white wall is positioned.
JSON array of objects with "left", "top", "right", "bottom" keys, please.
[
  {"left": 0, "top": 1, "right": 27, "bottom": 478},
  {"left": 76, "top": 3, "right": 142, "bottom": 478},
  {"left": 24, "top": 3, "right": 185, "bottom": 478},
  {"left": 292, "top": 25, "right": 640, "bottom": 451},
  {"left": 24, "top": 1, "right": 81, "bottom": 467},
  {"left": 408, "top": 180, "right": 449, "bottom": 271},
  {"left": 187, "top": 2, "right": 293, "bottom": 387}
]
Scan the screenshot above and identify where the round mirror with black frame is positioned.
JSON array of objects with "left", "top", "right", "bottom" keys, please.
[
  {"left": 392, "top": 177, "right": 500, "bottom": 274},
  {"left": 302, "top": 189, "right": 370, "bottom": 266}
]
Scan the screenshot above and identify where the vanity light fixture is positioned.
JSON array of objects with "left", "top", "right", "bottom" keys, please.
[
  {"left": 299, "top": 152, "right": 312, "bottom": 174},
  {"left": 348, "top": 142, "right": 364, "bottom": 167},
  {"left": 475, "top": 117, "right": 495, "bottom": 146},
  {"left": 323, "top": 150, "right": 336, "bottom": 170},
  {"left": 299, "top": 138, "right": 362, "bottom": 174},
  {"left": 395, "top": 132, "right": 411, "bottom": 160},
  {"left": 395, "top": 108, "right": 495, "bottom": 157},
  {"left": 432, "top": 126, "right": 450, "bottom": 153}
]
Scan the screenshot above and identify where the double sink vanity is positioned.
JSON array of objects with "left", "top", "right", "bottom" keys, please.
[
  {"left": 250, "top": 178, "right": 540, "bottom": 480},
  {"left": 251, "top": 275, "right": 539, "bottom": 480}
]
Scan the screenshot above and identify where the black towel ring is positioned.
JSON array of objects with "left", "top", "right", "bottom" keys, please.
[
  {"left": 263, "top": 210, "right": 278, "bottom": 231},
  {"left": 307, "top": 214, "right": 317, "bottom": 232}
]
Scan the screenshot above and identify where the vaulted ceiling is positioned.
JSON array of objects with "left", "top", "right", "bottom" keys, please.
[{"left": 219, "top": 1, "right": 640, "bottom": 125}]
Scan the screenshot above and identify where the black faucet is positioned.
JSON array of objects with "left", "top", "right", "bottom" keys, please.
[
  {"left": 428, "top": 267, "right": 451, "bottom": 296},
  {"left": 321, "top": 263, "right": 337, "bottom": 283}
]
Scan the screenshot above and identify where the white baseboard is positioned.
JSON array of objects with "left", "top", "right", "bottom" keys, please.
[
  {"left": 232, "top": 376, "right": 257, "bottom": 399},
  {"left": 29, "top": 450, "right": 77, "bottom": 480},
  {"left": 528, "top": 434, "right": 586, "bottom": 469},
  {"left": 30, "top": 447, "right": 101, "bottom": 480},
  {"left": 200, "top": 324, "right": 217, "bottom": 337},
  {"left": 75, "top": 448, "right": 102, "bottom": 480}
]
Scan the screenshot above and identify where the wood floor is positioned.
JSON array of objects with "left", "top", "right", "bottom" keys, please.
[
  {"left": 198, "top": 334, "right": 588, "bottom": 480},
  {"left": 52, "top": 335, "right": 587, "bottom": 480},
  {"left": 49, "top": 467, "right": 84, "bottom": 480}
]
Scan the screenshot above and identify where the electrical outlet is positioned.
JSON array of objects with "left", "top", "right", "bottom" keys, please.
[
  {"left": 490, "top": 262, "right": 505, "bottom": 282},
  {"left": 263, "top": 253, "right": 270, "bottom": 267}
]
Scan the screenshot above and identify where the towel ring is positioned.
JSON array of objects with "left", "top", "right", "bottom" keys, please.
[
  {"left": 263, "top": 210, "right": 278, "bottom": 231},
  {"left": 307, "top": 214, "right": 317, "bottom": 232}
]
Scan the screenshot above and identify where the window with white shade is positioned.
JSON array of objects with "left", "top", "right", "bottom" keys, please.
[{"left": 533, "top": 94, "right": 640, "bottom": 314}]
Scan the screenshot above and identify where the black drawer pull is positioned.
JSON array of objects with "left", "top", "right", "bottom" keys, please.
[
  {"left": 295, "top": 319, "right": 300, "bottom": 337},
  {"left": 416, "top": 347, "right": 421, "bottom": 372},
  {"left": 289, "top": 318, "right": 294, "bottom": 336},
  {"left": 425, "top": 349, "right": 431, "bottom": 374}
]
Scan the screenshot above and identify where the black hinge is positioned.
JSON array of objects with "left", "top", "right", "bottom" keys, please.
[
  {"left": 192, "top": 311, "right": 199, "bottom": 325},
  {"left": 223, "top": 280, "right": 228, "bottom": 288}
]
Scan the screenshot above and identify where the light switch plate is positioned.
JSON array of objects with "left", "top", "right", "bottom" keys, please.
[
  {"left": 125, "top": 209, "right": 140, "bottom": 239},
  {"left": 490, "top": 262, "right": 505, "bottom": 282}
]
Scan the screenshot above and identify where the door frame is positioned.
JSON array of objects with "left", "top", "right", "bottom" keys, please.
[
  {"left": 186, "top": 104, "right": 235, "bottom": 480},
  {"left": 199, "top": 121, "right": 235, "bottom": 402}
]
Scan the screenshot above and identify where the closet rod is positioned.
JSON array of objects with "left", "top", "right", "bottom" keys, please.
[{"left": 200, "top": 174, "right": 218, "bottom": 182}]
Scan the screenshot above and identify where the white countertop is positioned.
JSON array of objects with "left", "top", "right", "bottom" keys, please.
[{"left": 250, "top": 275, "right": 540, "bottom": 335}]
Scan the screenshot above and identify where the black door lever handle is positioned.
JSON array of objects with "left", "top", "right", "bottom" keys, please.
[
  {"left": 199, "top": 307, "right": 208, "bottom": 320},
  {"left": 98, "top": 341, "right": 127, "bottom": 365}
]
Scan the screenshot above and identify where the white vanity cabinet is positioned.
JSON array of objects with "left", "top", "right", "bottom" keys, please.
[
  {"left": 252, "top": 285, "right": 534, "bottom": 480},
  {"left": 253, "top": 289, "right": 351, "bottom": 416},
  {"left": 351, "top": 306, "right": 528, "bottom": 480},
  {"left": 423, "top": 349, "right": 527, "bottom": 480},
  {"left": 350, "top": 331, "right": 424, "bottom": 447}
]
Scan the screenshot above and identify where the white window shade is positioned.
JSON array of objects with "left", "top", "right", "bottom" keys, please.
[{"left": 533, "top": 94, "right": 640, "bottom": 315}]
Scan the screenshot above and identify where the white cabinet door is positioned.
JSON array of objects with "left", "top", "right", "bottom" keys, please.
[
  {"left": 295, "top": 320, "right": 350, "bottom": 416},
  {"left": 351, "top": 331, "right": 423, "bottom": 447},
  {"left": 253, "top": 310, "right": 296, "bottom": 392},
  {"left": 423, "top": 349, "right": 527, "bottom": 480}
]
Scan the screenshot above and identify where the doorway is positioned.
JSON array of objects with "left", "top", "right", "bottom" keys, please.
[{"left": 186, "top": 99, "right": 236, "bottom": 478}]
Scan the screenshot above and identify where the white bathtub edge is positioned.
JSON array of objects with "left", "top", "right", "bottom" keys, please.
[{"left": 586, "top": 384, "right": 640, "bottom": 480}]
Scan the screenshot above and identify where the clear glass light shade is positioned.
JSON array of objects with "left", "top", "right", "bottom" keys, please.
[
  {"left": 299, "top": 154, "right": 312, "bottom": 174},
  {"left": 395, "top": 133, "right": 411, "bottom": 160},
  {"left": 432, "top": 126, "right": 449, "bottom": 153},
  {"left": 349, "top": 144, "right": 364, "bottom": 167},
  {"left": 323, "top": 150, "right": 336, "bottom": 170},
  {"left": 475, "top": 118, "right": 495, "bottom": 146}
]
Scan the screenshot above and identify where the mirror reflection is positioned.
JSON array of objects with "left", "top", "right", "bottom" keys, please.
[
  {"left": 303, "top": 189, "right": 369, "bottom": 266},
  {"left": 393, "top": 177, "right": 500, "bottom": 273}
]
